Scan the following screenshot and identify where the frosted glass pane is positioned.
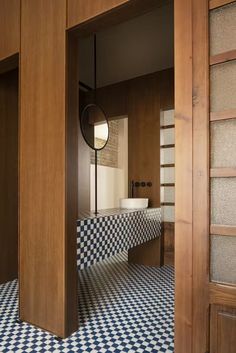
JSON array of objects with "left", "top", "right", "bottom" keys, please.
[
  {"left": 210, "top": 60, "right": 236, "bottom": 112},
  {"left": 211, "top": 178, "right": 236, "bottom": 225},
  {"left": 161, "top": 109, "right": 174, "bottom": 126},
  {"left": 161, "top": 128, "right": 175, "bottom": 145},
  {"left": 211, "top": 235, "right": 236, "bottom": 285},
  {"left": 161, "top": 168, "right": 175, "bottom": 184},
  {"left": 161, "top": 186, "right": 175, "bottom": 203},
  {"left": 161, "top": 148, "right": 175, "bottom": 164},
  {"left": 162, "top": 206, "right": 175, "bottom": 222},
  {"left": 210, "top": 2, "right": 236, "bottom": 56},
  {"left": 211, "top": 120, "right": 236, "bottom": 168}
]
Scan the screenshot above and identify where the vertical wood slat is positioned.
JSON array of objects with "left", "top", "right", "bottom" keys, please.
[
  {"left": 175, "top": 0, "right": 193, "bottom": 352},
  {"left": 192, "top": 1, "right": 210, "bottom": 353},
  {"left": 20, "top": 0, "right": 77, "bottom": 338}
]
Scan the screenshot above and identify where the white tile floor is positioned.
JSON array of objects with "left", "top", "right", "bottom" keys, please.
[{"left": 0, "top": 252, "right": 174, "bottom": 353}]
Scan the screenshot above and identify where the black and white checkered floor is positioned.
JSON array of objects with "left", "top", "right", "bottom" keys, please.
[{"left": 0, "top": 252, "right": 174, "bottom": 353}]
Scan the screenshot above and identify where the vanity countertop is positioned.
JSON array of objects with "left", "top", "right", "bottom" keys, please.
[{"left": 77, "top": 207, "right": 160, "bottom": 222}]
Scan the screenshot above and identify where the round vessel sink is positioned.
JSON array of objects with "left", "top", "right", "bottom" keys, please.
[{"left": 120, "top": 198, "right": 149, "bottom": 209}]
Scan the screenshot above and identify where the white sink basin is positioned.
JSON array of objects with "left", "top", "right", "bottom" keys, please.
[{"left": 120, "top": 198, "right": 149, "bottom": 209}]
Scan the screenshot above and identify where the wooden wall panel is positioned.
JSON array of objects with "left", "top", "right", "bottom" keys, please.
[
  {"left": 210, "top": 305, "right": 236, "bottom": 353},
  {"left": 128, "top": 74, "right": 161, "bottom": 207},
  {"left": 0, "top": 0, "right": 20, "bottom": 61},
  {"left": 0, "top": 69, "right": 18, "bottom": 284},
  {"left": 20, "top": 0, "right": 77, "bottom": 338},
  {"left": 68, "top": 0, "right": 130, "bottom": 28},
  {"left": 175, "top": 0, "right": 193, "bottom": 351},
  {"left": 67, "top": 0, "right": 163, "bottom": 29}
]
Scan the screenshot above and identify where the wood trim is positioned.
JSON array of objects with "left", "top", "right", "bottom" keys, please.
[
  {"left": 209, "top": 282, "right": 236, "bottom": 307},
  {"left": 210, "top": 49, "right": 236, "bottom": 66},
  {"left": 160, "top": 124, "right": 175, "bottom": 129},
  {"left": 210, "top": 167, "right": 236, "bottom": 177},
  {"left": 209, "top": 0, "right": 236, "bottom": 10},
  {"left": 210, "top": 109, "right": 236, "bottom": 121},
  {"left": 192, "top": 1, "right": 210, "bottom": 352},
  {"left": 161, "top": 164, "right": 175, "bottom": 168},
  {"left": 161, "top": 202, "right": 175, "bottom": 206},
  {"left": 160, "top": 144, "right": 175, "bottom": 149},
  {"left": 210, "top": 224, "right": 236, "bottom": 236},
  {"left": 161, "top": 183, "right": 175, "bottom": 187},
  {"left": 175, "top": 0, "right": 193, "bottom": 351}
]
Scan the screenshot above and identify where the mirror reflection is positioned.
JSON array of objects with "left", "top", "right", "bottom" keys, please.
[{"left": 80, "top": 104, "right": 109, "bottom": 151}]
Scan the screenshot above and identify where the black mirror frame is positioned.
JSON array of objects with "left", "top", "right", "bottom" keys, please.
[{"left": 80, "top": 103, "right": 109, "bottom": 151}]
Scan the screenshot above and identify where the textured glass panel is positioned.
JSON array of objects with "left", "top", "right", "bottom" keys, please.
[
  {"left": 162, "top": 206, "right": 175, "bottom": 222},
  {"left": 161, "top": 128, "right": 175, "bottom": 145},
  {"left": 210, "top": 2, "right": 236, "bottom": 56},
  {"left": 161, "top": 186, "right": 175, "bottom": 203},
  {"left": 211, "top": 235, "right": 236, "bottom": 285},
  {"left": 211, "top": 120, "right": 236, "bottom": 168},
  {"left": 161, "top": 168, "right": 175, "bottom": 184},
  {"left": 210, "top": 60, "right": 236, "bottom": 112},
  {"left": 161, "top": 109, "right": 174, "bottom": 126},
  {"left": 161, "top": 148, "right": 175, "bottom": 164},
  {"left": 211, "top": 178, "right": 236, "bottom": 225}
]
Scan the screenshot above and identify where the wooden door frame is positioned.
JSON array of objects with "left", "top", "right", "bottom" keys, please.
[
  {"left": 175, "top": 0, "right": 209, "bottom": 352},
  {"left": 67, "top": 0, "right": 210, "bottom": 351}
]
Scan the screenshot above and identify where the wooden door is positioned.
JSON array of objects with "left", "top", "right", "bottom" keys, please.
[{"left": 209, "top": 1, "right": 236, "bottom": 352}]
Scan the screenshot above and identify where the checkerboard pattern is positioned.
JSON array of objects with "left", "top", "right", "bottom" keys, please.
[
  {"left": 77, "top": 208, "right": 161, "bottom": 270},
  {"left": 0, "top": 252, "right": 174, "bottom": 353}
]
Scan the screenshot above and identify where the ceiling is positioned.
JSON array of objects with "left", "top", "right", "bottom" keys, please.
[{"left": 78, "top": 1, "right": 174, "bottom": 89}]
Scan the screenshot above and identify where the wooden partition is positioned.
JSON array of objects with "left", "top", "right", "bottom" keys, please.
[
  {"left": 19, "top": 0, "right": 77, "bottom": 338},
  {"left": 0, "top": 69, "right": 18, "bottom": 284}
]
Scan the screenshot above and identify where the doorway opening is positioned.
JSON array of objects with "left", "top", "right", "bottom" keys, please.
[
  {"left": 69, "top": 1, "right": 175, "bottom": 352},
  {"left": 0, "top": 56, "right": 19, "bottom": 286}
]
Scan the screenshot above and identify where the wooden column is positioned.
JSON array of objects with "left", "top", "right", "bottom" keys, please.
[{"left": 20, "top": 0, "right": 78, "bottom": 338}]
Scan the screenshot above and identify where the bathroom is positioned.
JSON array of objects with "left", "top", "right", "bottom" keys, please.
[{"left": 1, "top": 0, "right": 236, "bottom": 352}]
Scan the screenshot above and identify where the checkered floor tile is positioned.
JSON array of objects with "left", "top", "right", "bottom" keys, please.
[{"left": 0, "top": 252, "right": 174, "bottom": 353}]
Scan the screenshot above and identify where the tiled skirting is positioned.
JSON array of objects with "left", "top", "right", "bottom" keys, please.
[
  {"left": 77, "top": 208, "right": 162, "bottom": 270},
  {"left": 0, "top": 251, "right": 174, "bottom": 353}
]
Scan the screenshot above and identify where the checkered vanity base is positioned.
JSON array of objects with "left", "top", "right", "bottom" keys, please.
[
  {"left": 0, "top": 252, "right": 174, "bottom": 353},
  {"left": 77, "top": 208, "right": 161, "bottom": 270}
]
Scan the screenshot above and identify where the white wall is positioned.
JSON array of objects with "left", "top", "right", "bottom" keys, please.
[{"left": 90, "top": 118, "right": 128, "bottom": 211}]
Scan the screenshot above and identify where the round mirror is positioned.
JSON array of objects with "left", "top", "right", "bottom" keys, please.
[{"left": 80, "top": 104, "right": 109, "bottom": 150}]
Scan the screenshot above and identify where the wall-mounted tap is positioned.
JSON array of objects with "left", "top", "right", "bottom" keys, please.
[{"left": 130, "top": 180, "right": 152, "bottom": 197}]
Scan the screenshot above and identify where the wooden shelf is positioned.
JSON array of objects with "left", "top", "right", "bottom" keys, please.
[
  {"left": 161, "top": 164, "right": 175, "bottom": 168},
  {"left": 160, "top": 124, "right": 175, "bottom": 130},
  {"left": 210, "top": 109, "right": 236, "bottom": 122},
  {"left": 210, "top": 224, "right": 236, "bottom": 236},
  {"left": 210, "top": 49, "right": 236, "bottom": 66},
  {"left": 209, "top": 0, "right": 235, "bottom": 10},
  {"left": 161, "top": 183, "right": 175, "bottom": 187},
  {"left": 210, "top": 168, "right": 236, "bottom": 178},
  {"left": 161, "top": 202, "right": 175, "bottom": 206},
  {"left": 160, "top": 144, "right": 175, "bottom": 149}
]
